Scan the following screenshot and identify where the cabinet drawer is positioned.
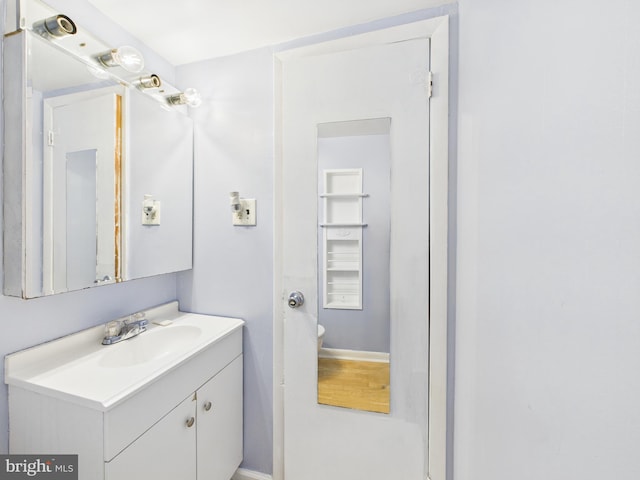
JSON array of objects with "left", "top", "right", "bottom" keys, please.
[{"left": 104, "top": 328, "right": 242, "bottom": 460}]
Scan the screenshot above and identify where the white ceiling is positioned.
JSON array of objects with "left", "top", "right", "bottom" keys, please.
[{"left": 87, "top": 0, "right": 447, "bottom": 65}]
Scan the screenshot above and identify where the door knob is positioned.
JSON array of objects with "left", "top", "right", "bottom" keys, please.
[{"left": 288, "top": 291, "right": 304, "bottom": 308}]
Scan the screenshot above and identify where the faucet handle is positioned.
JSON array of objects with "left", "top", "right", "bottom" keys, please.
[
  {"left": 126, "top": 311, "right": 147, "bottom": 324},
  {"left": 105, "top": 320, "right": 122, "bottom": 338}
]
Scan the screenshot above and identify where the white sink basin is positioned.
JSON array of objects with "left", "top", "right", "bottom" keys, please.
[
  {"left": 4, "top": 301, "right": 244, "bottom": 410},
  {"left": 98, "top": 325, "right": 202, "bottom": 368}
]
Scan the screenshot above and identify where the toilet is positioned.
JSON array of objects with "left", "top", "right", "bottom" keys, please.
[{"left": 317, "top": 324, "right": 325, "bottom": 351}]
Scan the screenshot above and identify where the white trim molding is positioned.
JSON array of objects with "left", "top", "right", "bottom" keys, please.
[
  {"left": 318, "top": 348, "right": 390, "bottom": 363},
  {"left": 232, "top": 468, "right": 273, "bottom": 480},
  {"left": 427, "top": 16, "right": 450, "bottom": 480}
]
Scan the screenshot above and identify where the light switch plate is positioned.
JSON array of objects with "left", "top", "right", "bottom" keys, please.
[
  {"left": 142, "top": 200, "right": 161, "bottom": 225},
  {"left": 233, "top": 198, "right": 256, "bottom": 226}
]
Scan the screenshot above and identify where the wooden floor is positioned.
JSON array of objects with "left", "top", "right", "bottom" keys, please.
[{"left": 317, "top": 357, "right": 390, "bottom": 414}]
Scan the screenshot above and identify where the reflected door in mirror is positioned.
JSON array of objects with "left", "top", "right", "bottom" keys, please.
[{"left": 43, "top": 91, "right": 122, "bottom": 294}]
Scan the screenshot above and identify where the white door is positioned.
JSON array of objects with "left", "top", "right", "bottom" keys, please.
[{"left": 280, "top": 37, "right": 431, "bottom": 479}]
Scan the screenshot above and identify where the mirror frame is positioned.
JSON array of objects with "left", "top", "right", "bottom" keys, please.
[{"left": 4, "top": 30, "right": 31, "bottom": 297}]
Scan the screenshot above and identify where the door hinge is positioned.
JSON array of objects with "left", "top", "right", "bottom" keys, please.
[
  {"left": 47, "top": 130, "right": 55, "bottom": 146},
  {"left": 427, "top": 71, "right": 433, "bottom": 99}
]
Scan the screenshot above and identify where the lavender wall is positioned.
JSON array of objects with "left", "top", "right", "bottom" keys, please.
[
  {"left": 176, "top": 48, "right": 275, "bottom": 474},
  {"left": 455, "top": 1, "right": 640, "bottom": 479}
]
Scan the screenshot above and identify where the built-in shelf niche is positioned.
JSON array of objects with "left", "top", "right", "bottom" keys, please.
[{"left": 321, "top": 168, "right": 366, "bottom": 309}]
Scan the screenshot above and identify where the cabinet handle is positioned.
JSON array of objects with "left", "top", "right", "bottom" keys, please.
[
  {"left": 204, "top": 401, "right": 212, "bottom": 412},
  {"left": 186, "top": 417, "right": 195, "bottom": 428}
]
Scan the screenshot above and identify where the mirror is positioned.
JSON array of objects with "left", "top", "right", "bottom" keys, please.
[
  {"left": 3, "top": 7, "right": 193, "bottom": 298},
  {"left": 316, "top": 118, "right": 391, "bottom": 414}
]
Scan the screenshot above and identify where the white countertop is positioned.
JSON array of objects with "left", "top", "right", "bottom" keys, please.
[{"left": 4, "top": 302, "right": 244, "bottom": 411}]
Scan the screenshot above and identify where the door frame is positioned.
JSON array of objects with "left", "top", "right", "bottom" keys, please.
[{"left": 273, "top": 15, "right": 450, "bottom": 480}]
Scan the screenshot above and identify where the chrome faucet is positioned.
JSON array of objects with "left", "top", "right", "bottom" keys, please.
[{"left": 102, "top": 312, "right": 149, "bottom": 345}]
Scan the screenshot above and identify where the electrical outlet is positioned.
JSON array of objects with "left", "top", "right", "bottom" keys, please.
[{"left": 233, "top": 198, "right": 256, "bottom": 226}]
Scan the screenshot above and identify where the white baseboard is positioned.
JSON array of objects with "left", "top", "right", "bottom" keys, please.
[
  {"left": 232, "top": 468, "right": 273, "bottom": 480},
  {"left": 318, "top": 347, "right": 390, "bottom": 363}
]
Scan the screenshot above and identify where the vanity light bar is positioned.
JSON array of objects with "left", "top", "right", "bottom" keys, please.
[{"left": 31, "top": 12, "right": 190, "bottom": 111}]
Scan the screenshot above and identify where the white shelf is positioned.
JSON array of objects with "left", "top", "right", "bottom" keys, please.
[
  {"left": 319, "top": 193, "right": 369, "bottom": 198},
  {"left": 321, "top": 169, "right": 364, "bottom": 310},
  {"left": 320, "top": 223, "right": 368, "bottom": 228}
]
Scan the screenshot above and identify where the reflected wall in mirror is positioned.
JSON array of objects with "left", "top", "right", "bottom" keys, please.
[
  {"left": 3, "top": 4, "right": 194, "bottom": 298},
  {"left": 125, "top": 90, "right": 193, "bottom": 279},
  {"left": 316, "top": 118, "right": 391, "bottom": 414}
]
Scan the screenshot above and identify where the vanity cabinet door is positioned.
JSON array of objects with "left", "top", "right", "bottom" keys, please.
[
  {"left": 105, "top": 393, "right": 197, "bottom": 480},
  {"left": 197, "top": 355, "right": 243, "bottom": 480}
]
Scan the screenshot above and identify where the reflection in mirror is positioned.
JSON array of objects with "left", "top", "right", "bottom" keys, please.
[
  {"left": 317, "top": 118, "right": 391, "bottom": 414},
  {"left": 31, "top": 32, "right": 124, "bottom": 295},
  {"left": 64, "top": 149, "right": 105, "bottom": 291},
  {"left": 125, "top": 90, "right": 194, "bottom": 279}
]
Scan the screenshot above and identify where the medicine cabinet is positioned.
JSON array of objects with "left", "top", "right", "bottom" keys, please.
[{"left": 3, "top": 0, "right": 194, "bottom": 298}]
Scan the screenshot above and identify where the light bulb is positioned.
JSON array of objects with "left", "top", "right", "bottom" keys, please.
[
  {"left": 167, "top": 88, "right": 202, "bottom": 107},
  {"left": 182, "top": 88, "right": 202, "bottom": 107},
  {"left": 97, "top": 46, "right": 144, "bottom": 73}
]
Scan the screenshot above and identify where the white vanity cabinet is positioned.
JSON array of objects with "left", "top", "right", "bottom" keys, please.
[
  {"left": 5, "top": 302, "right": 244, "bottom": 480},
  {"left": 106, "top": 355, "right": 243, "bottom": 480}
]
